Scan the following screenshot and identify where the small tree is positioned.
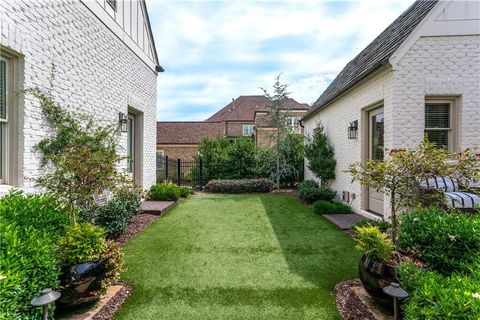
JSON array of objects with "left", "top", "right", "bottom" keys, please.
[
  {"left": 27, "top": 88, "right": 129, "bottom": 225},
  {"left": 260, "top": 74, "right": 296, "bottom": 189},
  {"left": 346, "top": 140, "right": 480, "bottom": 244},
  {"left": 304, "top": 123, "right": 336, "bottom": 186}
]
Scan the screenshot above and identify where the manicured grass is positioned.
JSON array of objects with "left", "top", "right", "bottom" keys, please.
[{"left": 115, "top": 194, "right": 360, "bottom": 320}]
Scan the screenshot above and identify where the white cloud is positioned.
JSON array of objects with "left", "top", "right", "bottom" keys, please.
[{"left": 147, "top": 0, "right": 414, "bottom": 120}]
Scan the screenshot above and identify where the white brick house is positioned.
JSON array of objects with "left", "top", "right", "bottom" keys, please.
[
  {"left": 303, "top": 0, "right": 480, "bottom": 220},
  {"left": 0, "top": 0, "right": 162, "bottom": 194}
]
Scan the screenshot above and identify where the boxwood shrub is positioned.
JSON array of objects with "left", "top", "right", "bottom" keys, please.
[
  {"left": 80, "top": 188, "right": 142, "bottom": 238},
  {"left": 313, "top": 200, "right": 352, "bottom": 214},
  {"left": 204, "top": 178, "right": 274, "bottom": 193},
  {"left": 147, "top": 183, "right": 181, "bottom": 201},
  {"left": 398, "top": 206, "right": 480, "bottom": 275},
  {"left": 0, "top": 191, "right": 69, "bottom": 320},
  {"left": 298, "top": 180, "right": 336, "bottom": 203}
]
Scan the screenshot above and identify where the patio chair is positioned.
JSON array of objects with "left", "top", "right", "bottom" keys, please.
[{"left": 419, "top": 177, "right": 480, "bottom": 209}]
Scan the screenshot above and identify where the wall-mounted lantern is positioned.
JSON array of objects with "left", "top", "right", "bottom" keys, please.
[
  {"left": 348, "top": 120, "right": 358, "bottom": 139},
  {"left": 31, "top": 288, "right": 61, "bottom": 320},
  {"left": 119, "top": 112, "right": 128, "bottom": 132}
]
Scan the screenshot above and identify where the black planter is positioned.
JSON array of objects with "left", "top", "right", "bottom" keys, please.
[
  {"left": 358, "top": 254, "right": 396, "bottom": 308},
  {"left": 56, "top": 261, "right": 106, "bottom": 310}
]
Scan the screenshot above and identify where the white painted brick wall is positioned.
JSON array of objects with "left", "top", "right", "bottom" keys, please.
[
  {"left": 304, "top": 68, "right": 393, "bottom": 216},
  {"left": 304, "top": 35, "right": 480, "bottom": 219},
  {"left": 1, "top": 0, "right": 158, "bottom": 193},
  {"left": 392, "top": 35, "right": 480, "bottom": 149}
]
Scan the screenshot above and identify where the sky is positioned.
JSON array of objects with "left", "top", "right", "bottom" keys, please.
[{"left": 146, "top": 0, "right": 414, "bottom": 121}]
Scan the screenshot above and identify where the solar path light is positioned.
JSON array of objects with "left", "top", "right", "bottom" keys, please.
[{"left": 30, "top": 288, "right": 61, "bottom": 320}]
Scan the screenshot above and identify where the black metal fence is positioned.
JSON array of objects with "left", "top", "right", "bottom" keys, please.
[{"left": 156, "top": 155, "right": 225, "bottom": 189}]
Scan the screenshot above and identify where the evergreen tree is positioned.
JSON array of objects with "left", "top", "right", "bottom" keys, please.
[{"left": 304, "top": 123, "right": 336, "bottom": 186}]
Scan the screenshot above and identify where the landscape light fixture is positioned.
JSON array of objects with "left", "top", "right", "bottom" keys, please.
[
  {"left": 119, "top": 112, "right": 128, "bottom": 132},
  {"left": 348, "top": 120, "right": 358, "bottom": 139},
  {"left": 30, "top": 288, "right": 61, "bottom": 320},
  {"left": 383, "top": 282, "right": 408, "bottom": 320}
]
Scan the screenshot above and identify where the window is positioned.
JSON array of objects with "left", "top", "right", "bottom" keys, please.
[
  {"left": 243, "top": 124, "right": 255, "bottom": 136},
  {"left": 106, "top": 0, "right": 117, "bottom": 10},
  {"left": 0, "top": 57, "right": 11, "bottom": 184},
  {"left": 285, "top": 117, "right": 300, "bottom": 133},
  {"left": 425, "top": 101, "right": 454, "bottom": 151},
  {"left": 156, "top": 150, "right": 165, "bottom": 170},
  {"left": 126, "top": 114, "right": 135, "bottom": 174}
]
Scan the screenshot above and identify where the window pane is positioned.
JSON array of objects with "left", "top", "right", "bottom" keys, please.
[
  {"left": 127, "top": 117, "right": 134, "bottom": 173},
  {"left": 0, "top": 60, "right": 5, "bottom": 119},
  {"left": 425, "top": 104, "right": 449, "bottom": 128},
  {"left": 425, "top": 130, "right": 448, "bottom": 149}
]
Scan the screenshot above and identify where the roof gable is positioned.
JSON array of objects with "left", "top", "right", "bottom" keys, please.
[
  {"left": 304, "top": 0, "right": 438, "bottom": 119},
  {"left": 207, "top": 95, "right": 309, "bottom": 122}
]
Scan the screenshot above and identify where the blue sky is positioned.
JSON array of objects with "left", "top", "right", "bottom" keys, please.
[{"left": 146, "top": 0, "right": 413, "bottom": 121}]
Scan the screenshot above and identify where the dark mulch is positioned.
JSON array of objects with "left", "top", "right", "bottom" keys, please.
[
  {"left": 91, "top": 281, "right": 132, "bottom": 320},
  {"left": 114, "top": 213, "right": 160, "bottom": 246},
  {"left": 334, "top": 279, "right": 377, "bottom": 320}
]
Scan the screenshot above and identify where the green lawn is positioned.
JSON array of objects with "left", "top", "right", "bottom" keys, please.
[{"left": 115, "top": 194, "right": 360, "bottom": 320}]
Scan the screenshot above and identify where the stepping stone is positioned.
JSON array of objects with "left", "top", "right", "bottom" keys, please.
[
  {"left": 140, "top": 201, "right": 176, "bottom": 215},
  {"left": 323, "top": 213, "right": 364, "bottom": 230}
]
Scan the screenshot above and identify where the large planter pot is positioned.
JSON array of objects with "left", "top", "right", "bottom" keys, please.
[
  {"left": 56, "top": 261, "right": 106, "bottom": 310},
  {"left": 358, "top": 254, "right": 396, "bottom": 308}
]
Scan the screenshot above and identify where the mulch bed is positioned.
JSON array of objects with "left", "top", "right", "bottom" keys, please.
[
  {"left": 334, "top": 279, "right": 378, "bottom": 320},
  {"left": 91, "top": 281, "right": 132, "bottom": 320},
  {"left": 114, "top": 213, "right": 161, "bottom": 246}
]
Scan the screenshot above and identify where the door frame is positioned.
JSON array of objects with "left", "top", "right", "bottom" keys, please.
[
  {"left": 127, "top": 108, "right": 144, "bottom": 187},
  {"left": 360, "top": 101, "right": 384, "bottom": 215}
]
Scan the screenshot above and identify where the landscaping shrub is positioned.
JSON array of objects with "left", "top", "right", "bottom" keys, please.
[
  {"left": 354, "top": 226, "right": 394, "bottom": 262},
  {"left": 398, "top": 206, "right": 480, "bottom": 275},
  {"left": 0, "top": 191, "right": 69, "bottom": 320},
  {"left": 56, "top": 223, "right": 106, "bottom": 266},
  {"left": 98, "top": 240, "right": 124, "bottom": 293},
  {"left": 353, "top": 218, "right": 391, "bottom": 233},
  {"left": 398, "top": 263, "right": 480, "bottom": 320},
  {"left": 80, "top": 188, "right": 142, "bottom": 238},
  {"left": 204, "top": 179, "right": 275, "bottom": 193},
  {"left": 147, "top": 183, "right": 181, "bottom": 201},
  {"left": 312, "top": 200, "right": 352, "bottom": 214},
  {"left": 178, "top": 186, "right": 193, "bottom": 198},
  {"left": 298, "top": 180, "right": 336, "bottom": 203}
]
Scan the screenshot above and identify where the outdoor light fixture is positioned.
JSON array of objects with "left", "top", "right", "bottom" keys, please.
[
  {"left": 383, "top": 282, "right": 408, "bottom": 320},
  {"left": 119, "top": 112, "right": 128, "bottom": 132},
  {"left": 30, "top": 288, "right": 61, "bottom": 320},
  {"left": 348, "top": 120, "right": 358, "bottom": 139}
]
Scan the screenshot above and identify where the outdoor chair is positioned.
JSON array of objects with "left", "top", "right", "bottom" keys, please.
[{"left": 419, "top": 177, "right": 480, "bottom": 210}]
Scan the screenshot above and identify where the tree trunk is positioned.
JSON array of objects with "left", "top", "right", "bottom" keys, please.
[{"left": 390, "top": 190, "right": 397, "bottom": 245}]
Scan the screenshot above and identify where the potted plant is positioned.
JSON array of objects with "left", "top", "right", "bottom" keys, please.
[
  {"left": 55, "top": 223, "right": 122, "bottom": 310},
  {"left": 354, "top": 225, "right": 396, "bottom": 307}
]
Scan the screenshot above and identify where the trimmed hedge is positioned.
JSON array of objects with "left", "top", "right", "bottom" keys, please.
[
  {"left": 204, "top": 179, "right": 275, "bottom": 193},
  {"left": 147, "top": 183, "right": 193, "bottom": 201},
  {"left": 298, "top": 180, "right": 336, "bottom": 203},
  {"left": 0, "top": 191, "right": 69, "bottom": 320},
  {"left": 313, "top": 200, "right": 352, "bottom": 214}
]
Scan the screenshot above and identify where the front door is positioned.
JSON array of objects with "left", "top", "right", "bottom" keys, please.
[{"left": 368, "top": 107, "right": 384, "bottom": 214}]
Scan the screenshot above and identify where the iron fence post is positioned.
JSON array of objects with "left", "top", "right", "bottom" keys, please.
[
  {"left": 165, "top": 156, "right": 169, "bottom": 182},
  {"left": 177, "top": 158, "right": 181, "bottom": 185},
  {"left": 199, "top": 158, "right": 203, "bottom": 187}
]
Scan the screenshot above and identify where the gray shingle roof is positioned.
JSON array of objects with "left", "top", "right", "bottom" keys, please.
[{"left": 304, "top": 0, "right": 438, "bottom": 120}]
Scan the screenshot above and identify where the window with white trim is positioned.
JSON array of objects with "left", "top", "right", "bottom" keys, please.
[
  {"left": 425, "top": 101, "right": 454, "bottom": 151},
  {"left": 285, "top": 117, "right": 300, "bottom": 133},
  {"left": 242, "top": 124, "right": 255, "bottom": 136},
  {"left": 0, "top": 57, "right": 10, "bottom": 184}
]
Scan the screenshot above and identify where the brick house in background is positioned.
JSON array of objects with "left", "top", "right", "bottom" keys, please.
[
  {"left": 1, "top": 0, "right": 162, "bottom": 194},
  {"left": 303, "top": 0, "right": 480, "bottom": 220},
  {"left": 157, "top": 95, "right": 309, "bottom": 160}
]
